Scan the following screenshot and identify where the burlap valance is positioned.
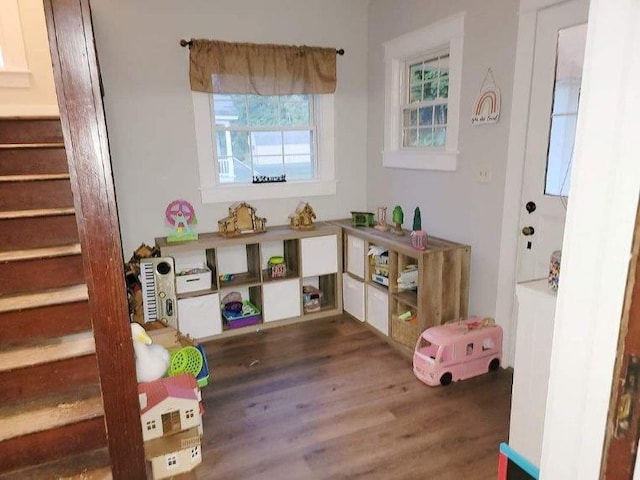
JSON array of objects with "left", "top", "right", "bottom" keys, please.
[{"left": 189, "top": 39, "right": 337, "bottom": 95}]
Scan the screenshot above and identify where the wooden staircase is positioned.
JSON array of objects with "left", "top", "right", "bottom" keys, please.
[{"left": 0, "top": 117, "right": 112, "bottom": 479}]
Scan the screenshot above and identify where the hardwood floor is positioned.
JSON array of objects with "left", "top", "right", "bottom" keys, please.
[{"left": 200, "top": 315, "right": 512, "bottom": 480}]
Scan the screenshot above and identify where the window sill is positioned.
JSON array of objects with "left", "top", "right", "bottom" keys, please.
[
  {"left": 382, "top": 150, "right": 458, "bottom": 171},
  {"left": 0, "top": 69, "right": 31, "bottom": 88},
  {"left": 200, "top": 179, "right": 337, "bottom": 203}
]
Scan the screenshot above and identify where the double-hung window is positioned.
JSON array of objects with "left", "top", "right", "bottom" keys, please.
[{"left": 383, "top": 13, "right": 464, "bottom": 171}]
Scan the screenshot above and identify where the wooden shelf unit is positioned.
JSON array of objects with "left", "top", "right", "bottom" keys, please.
[
  {"left": 336, "top": 219, "right": 470, "bottom": 351},
  {"left": 155, "top": 223, "right": 343, "bottom": 341}
]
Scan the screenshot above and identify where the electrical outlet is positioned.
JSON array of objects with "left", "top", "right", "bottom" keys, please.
[{"left": 477, "top": 167, "right": 492, "bottom": 183}]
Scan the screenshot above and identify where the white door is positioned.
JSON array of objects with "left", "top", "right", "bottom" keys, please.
[{"left": 517, "top": 0, "right": 588, "bottom": 282}]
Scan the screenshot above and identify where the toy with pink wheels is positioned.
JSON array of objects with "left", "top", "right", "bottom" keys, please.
[{"left": 166, "top": 199, "right": 198, "bottom": 243}]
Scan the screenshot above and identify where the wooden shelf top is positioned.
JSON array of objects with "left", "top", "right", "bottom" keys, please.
[
  {"left": 156, "top": 222, "right": 341, "bottom": 254},
  {"left": 332, "top": 219, "right": 469, "bottom": 257}
]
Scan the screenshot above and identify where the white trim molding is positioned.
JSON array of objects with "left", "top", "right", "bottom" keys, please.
[{"left": 382, "top": 13, "right": 464, "bottom": 171}]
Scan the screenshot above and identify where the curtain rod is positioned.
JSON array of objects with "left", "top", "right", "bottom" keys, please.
[{"left": 179, "top": 39, "right": 344, "bottom": 55}]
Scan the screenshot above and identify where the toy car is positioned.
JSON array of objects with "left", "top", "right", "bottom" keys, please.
[{"left": 413, "top": 317, "right": 502, "bottom": 386}]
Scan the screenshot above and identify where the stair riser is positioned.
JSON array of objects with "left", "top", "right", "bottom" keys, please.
[
  {"left": 0, "top": 354, "right": 100, "bottom": 404},
  {"left": 0, "top": 417, "right": 107, "bottom": 474},
  {"left": 0, "top": 255, "right": 85, "bottom": 296},
  {"left": 0, "top": 215, "right": 79, "bottom": 250},
  {"left": 0, "top": 119, "right": 64, "bottom": 145},
  {"left": 0, "top": 179, "right": 74, "bottom": 212},
  {"left": 0, "top": 301, "right": 91, "bottom": 344},
  {"left": 0, "top": 147, "right": 69, "bottom": 176}
]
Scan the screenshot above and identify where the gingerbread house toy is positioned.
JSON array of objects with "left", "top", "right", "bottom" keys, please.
[
  {"left": 289, "top": 201, "right": 316, "bottom": 230},
  {"left": 218, "top": 201, "right": 266, "bottom": 236}
]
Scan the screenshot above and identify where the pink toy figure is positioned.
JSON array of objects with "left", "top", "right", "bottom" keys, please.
[{"left": 413, "top": 317, "right": 502, "bottom": 386}]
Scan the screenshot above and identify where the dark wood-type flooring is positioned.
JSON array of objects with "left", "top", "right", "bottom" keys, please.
[{"left": 199, "top": 315, "right": 512, "bottom": 479}]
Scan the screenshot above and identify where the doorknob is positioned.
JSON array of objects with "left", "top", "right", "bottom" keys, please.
[{"left": 522, "top": 226, "right": 535, "bottom": 236}]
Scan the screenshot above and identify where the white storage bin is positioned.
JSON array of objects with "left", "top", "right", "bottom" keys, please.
[
  {"left": 176, "top": 265, "right": 212, "bottom": 294},
  {"left": 301, "top": 235, "right": 338, "bottom": 277},
  {"left": 342, "top": 273, "right": 365, "bottom": 322},
  {"left": 177, "top": 293, "right": 222, "bottom": 339},
  {"left": 346, "top": 235, "right": 365, "bottom": 279},
  {"left": 366, "top": 284, "right": 389, "bottom": 335},
  {"left": 263, "top": 279, "right": 301, "bottom": 322}
]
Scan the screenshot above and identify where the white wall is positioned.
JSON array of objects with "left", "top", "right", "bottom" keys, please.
[
  {"left": 90, "top": 0, "right": 369, "bottom": 257},
  {"left": 367, "top": 0, "right": 519, "bottom": 319},
  {"left": 0, "top": 0, "right": 58, "bottom": 116}
]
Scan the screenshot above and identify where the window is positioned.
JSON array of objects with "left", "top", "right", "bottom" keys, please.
[
  {"left": 190, "top": 446, "right": 200, "bottom": 461},
  {"left": 193, "top": 92, "right": 336, "bottom": 203},
  {"left": 146, "top": 420, "right": 156, "bottom": 431},
  {"left": 0, "top": 0, "right": 30, "bottom": 87},
  {"left": 383, "top": 13, "right": 464, "bottom": 171},
  {"left": 166, "top": 454, "right": 178, "bottom": 468},
  {"left": 213, "top": 94, "right": 316, "bottom": 184},
  {"left": 544, "top": 23, "right": 587, "bottom": 197},
  {"left": 185, "top": 409, "right": 195, "bottom": 419},
  {"left": 466, "top": 343, "right": 474, "bottom": 356}
]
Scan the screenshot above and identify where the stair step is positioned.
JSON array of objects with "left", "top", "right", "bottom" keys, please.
[
  {"left": 0, "top": 243, "right": 81, "bottom": 263},
  {"left": 0, "top": 284, "right": 88, "bottom": 314},
  {"left": 0, "top": 384, "right": 104, "bottom": 441},
  {"left": 0, "top": 214, "right": 79, "bottom": 250},
  {"left": 0, "top": 206, "right": 75, "bottom": 219},
  {"left": 0, "top": 330, "right": 95, "bottom": 372},
  {"left": 0, "top": 118, "right": 63, "bottom": 145},
  {"left": 0, "top": 178, "right": 74, "bottom": 211},
  {"left": 0, "top": 353, "right": 100, "bottom": 404},
  {"left": 0, "top": 173, "right": 70, "bottom": 182},
  {"left": 0, "top": 252, "right": 85, "bottom": 296},
  {"left": 0, "top": 146, "right": 68, "bottom": 176},
  {"left": 0, "top": 416, "right": 108, "bottom": 474},
  {"left": 0, "top": 447, "right": 112, "bottom": 480}
]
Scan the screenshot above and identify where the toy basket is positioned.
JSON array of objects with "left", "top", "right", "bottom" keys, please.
[
  {"left": 391, "top": 314, "right": 421, "bottom": 348},
  {"left": 169, "top": 346, "right": 203, "bottom": 378}
]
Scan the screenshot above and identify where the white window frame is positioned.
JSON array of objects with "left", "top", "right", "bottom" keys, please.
[
  {"left": 0, "top": 0, "right": 31, "bottom": 88},
  {"left": 382, "top": 13, "right": 464, "bottom": 171},
  {"left": 193, "top": 92, "right": 336, "bottom": 203}
]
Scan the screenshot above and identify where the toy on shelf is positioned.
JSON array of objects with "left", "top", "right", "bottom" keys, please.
[
  {"left": 165, "top": 199, "right": 198, "bottom": 243},
  {"left": 289, "top": 201, "right": 316, "bottom": 229},
  {"left": 303, "top": 285, "right": 323, "bottom": 312},
  {"left": 398, "top": 264, "right": 418, "bottom": 291},
  {"left": 350, "top": 211, "right": 375, "bottom": 227},
  {"left": 374, "top": 206, "right": 390, "bottom": 231},
  {"left": 268, "top": 256, "right": 287, "bottom": 278},
  {"left": 131, "top": 323, "right": 170, "bottom": 383},
  {"left": 218, "top": 201, "right": 266, "bottom": 237},
  {"left": 410, "top": 207, "right": 427, "bottom": 250},
  {"left": 221, "top": 291, "right": 261, "bottom": 328},
  {"left": 368, "top": 245, "right": 389, "bottom": 286},
  {"left": 392, "top": 206, "right": 405, "bottom": 236},
  {"left": 413, "top": 317, "right": 502, "bottom": 387}
]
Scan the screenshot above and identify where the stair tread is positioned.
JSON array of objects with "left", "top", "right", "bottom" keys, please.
[
  {"left": 0, "top": 142, "right": 65, "bottom": 150},
  {"left": 0, "top": 284, "right": 88, "bottom": 314},
  {"left": 0, "top": 173, "right": 71, "bottom": 182},
  {"left": 0, "top": 243, "right": 81, "bottom": 262},
  {"left": 0, "top": 330, "right": 95, "bottom": 372},
  {"left": 0, "top": 207, "right": 75, "bottom": 220},
  {"left": 0, "top": 447, "right": 112, "bottom": 480},
  {"left": 0, "top": 384, "right": 103, "bottom": 441}
]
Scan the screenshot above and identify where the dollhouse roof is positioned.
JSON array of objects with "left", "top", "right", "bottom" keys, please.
[{"left": 138, "top": 373, "right": 199, "bottom": 415}]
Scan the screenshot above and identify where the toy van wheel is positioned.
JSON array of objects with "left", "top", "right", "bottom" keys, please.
[
  {"left": 440, "top": 372, "right": 453, "bottom": 386},
  {"left": 489, "top": 358, "right": 500, "bottom": 372}
]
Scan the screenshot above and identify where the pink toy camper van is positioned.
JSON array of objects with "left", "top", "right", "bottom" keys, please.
[{"left": 413, "top": 317, "right": 502, "bottom": 386}]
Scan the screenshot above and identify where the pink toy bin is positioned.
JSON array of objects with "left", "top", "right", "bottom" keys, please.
[{"left": 413, "top": 317, "right": 502, "bottom": 386}]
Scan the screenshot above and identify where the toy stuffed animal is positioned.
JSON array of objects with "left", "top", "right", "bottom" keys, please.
[{"left": 130, "top": 323, "right": 170, "bottom": 383}]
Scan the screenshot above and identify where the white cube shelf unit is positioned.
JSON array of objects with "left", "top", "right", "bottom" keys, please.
[
  {"left": 156, "top": 223, "right": 343, "bottom": 341},
  {"left": 337, "top": 219, "right": 470, "bottom": 351}
]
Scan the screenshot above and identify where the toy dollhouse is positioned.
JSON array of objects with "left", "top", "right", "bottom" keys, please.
[
  {"left": 289, "top": 201, "right": 316, "bottom": 229},
  {"left": 218, "top": 201, "right": 266, "bottom": 236},
  {"left": 138, "top": 373, "right": 204, "bottom": 478}
]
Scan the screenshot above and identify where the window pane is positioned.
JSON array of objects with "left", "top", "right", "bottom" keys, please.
[
  {"left": 404, "top": 128, "right": 418, "bottom": 147},
  {"left": 216, "top": 131, "right": 229, "bottom": 157},
  {"left": 544, "top": 22, "right": 587, "bottom": 197},
  {"left": 418, "top": 128, "right": 433, "bottom": 146},
  {"left": 409, "top": 62, "right": 423, "bottom": 85},
  {"left": 423, "top": 81, "right": 437, "bottom": 101},
  {"left": 423, "top": 59, "right": 439, "bottom": 82},
  {"left": 439, "top": 55, "right": 450, "bottom": 77},
  {"left": 213, "top": 94, "right": 245, "bottom": 127},
  {"left": 283, "top": 130, "right": 311, "bottom": 155},
  {"left": 433, "top": 127, "right": 447, "bottom": 147},
  {"left": 438, "top": 76, "right": 449, "bottom": 99},
  {"left": 434, "top": 104, "right": 447, "bottom": 125},
  {"left": 403, "top": 108, "right": 418, "bottom": 127},
  {"left": 280, "top": 95, "right": 311, "bottom": 125},
  {"left": 252, "top": 131, "right": 283, "bottom": 156},
  {"left": 284, "top": 155, "right": 314, "bottom": 180},
  {"left": 247, "top": 95, "right": 279, "bottom": 125},
  {"left": 253, "top": 155, "right": 285, "bottom": 177},
  {"left": 410, "top": 85, "right": 422, "bottom": 103},
  {"left": 419, "top": 107, "right": 433, "bottom": 126}
]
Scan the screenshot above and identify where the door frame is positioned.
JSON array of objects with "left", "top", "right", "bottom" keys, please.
[{"left": 495, "top": 0, "right": 588, "bottom": 368}]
